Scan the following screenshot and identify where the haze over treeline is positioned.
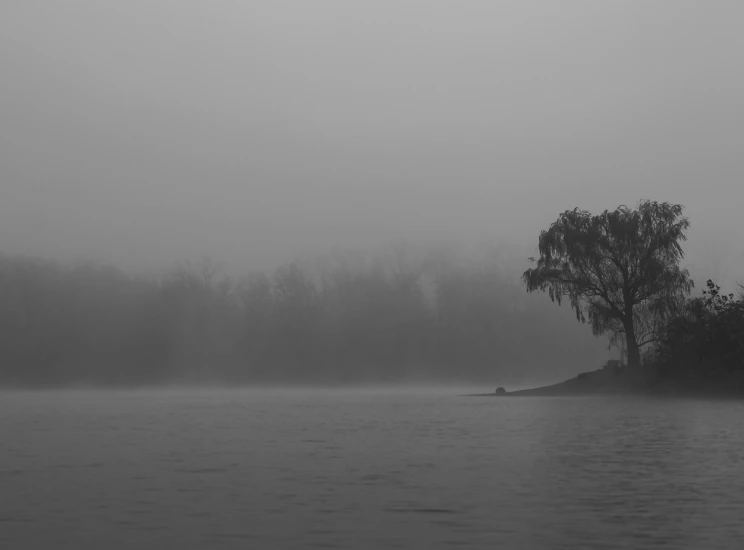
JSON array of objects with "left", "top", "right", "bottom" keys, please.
[
  {"left": 1, "top": 1, "right": 744, "bottom": 387},
  {"left": 0, "top": 241, "right": 612, "bottom": 388}
]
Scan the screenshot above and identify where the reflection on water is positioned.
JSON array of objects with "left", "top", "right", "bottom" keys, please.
[{"left": 2, "top": 389, "right": 744, "bottom": 549}]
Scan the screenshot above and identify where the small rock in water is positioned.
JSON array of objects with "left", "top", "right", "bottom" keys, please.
[{"left": 494, "top": 387, "right": 506, "bottom": 394}]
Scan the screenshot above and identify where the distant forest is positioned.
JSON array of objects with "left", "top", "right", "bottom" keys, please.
[{"left": 0, "top": 243, "right": 609, "bottom": 388}]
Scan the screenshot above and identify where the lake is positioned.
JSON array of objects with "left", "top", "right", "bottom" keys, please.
[{"left": 2, "top": 388, "right": 743, "bottom": 549}]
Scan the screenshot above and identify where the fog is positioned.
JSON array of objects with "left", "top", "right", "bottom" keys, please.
[
  {"left": 8, "top": 7, "right": 744, "bottom": 550},
  {"left": 1, "top": 1, "right": 744, "bottom": 388},
  {"left": 2, "top": 1, "right": 742, "bottom": 280}
]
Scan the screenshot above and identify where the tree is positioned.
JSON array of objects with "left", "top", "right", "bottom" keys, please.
[
  {"left": 159, "top": 256, "right": 240, "bottom": 379},
  {"left": 522, "top": 200, "right": 694, "bottom": 376}
]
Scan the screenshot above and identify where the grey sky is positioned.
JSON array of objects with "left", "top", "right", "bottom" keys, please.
[{"left": 2, "top": 1, "right": 743, "bottom": 286}]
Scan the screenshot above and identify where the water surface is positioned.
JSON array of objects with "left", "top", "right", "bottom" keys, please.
[{"left": 2, "top": 388, "right": 743, "bottom": 549}]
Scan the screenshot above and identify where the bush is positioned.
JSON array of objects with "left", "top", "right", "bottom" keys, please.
[{"left": 653, "top": 280, "right": 744, "bottom": 390}]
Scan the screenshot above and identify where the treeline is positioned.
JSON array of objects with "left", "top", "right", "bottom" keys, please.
[
  {"left": 650, "top": 280, "right": 744, "bottom": 392},
  {"left": 0, "top": 244, "right": 607, "bottom": 387}
]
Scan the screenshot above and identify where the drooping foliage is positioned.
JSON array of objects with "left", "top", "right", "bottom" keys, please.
[{"left": 523, "top": 200, "right": 694, "bottom": 369}]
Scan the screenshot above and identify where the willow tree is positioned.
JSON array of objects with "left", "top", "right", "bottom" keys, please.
[{"left": 522, "top": 200, "right": 693, "bottom": 374}]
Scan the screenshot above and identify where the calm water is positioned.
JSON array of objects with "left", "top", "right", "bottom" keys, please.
[{"left": 2, "top": 388, "right": 744, "bottom": 549}]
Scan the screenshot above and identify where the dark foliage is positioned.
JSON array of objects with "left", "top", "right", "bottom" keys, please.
[{"left": 652, "top": 280, "right": 744, "bottom": 392}]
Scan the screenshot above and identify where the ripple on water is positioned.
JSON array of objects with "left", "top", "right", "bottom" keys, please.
[{"left": 2, "top": 390, "right": 744, "bottom": 549}]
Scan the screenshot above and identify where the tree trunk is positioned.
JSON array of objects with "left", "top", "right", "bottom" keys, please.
[
  {"left": 623, "top": 315, "right": 643, "bottom": 386},
  {"left": 626, "top": 333, "right": 641, "bottom": 369}
]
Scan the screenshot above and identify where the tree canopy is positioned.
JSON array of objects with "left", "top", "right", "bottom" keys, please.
[{"left": 522, "top": 200, "right": 694, "bottom": 372}]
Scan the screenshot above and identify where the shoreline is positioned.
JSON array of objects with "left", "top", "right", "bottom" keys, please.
[{"left": 466, "top": 367, "right": 744, "bottom": 399}]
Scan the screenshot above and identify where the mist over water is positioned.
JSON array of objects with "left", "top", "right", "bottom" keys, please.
[
  {"left": 3, "top": 1, "right": 744, "bottom": 547},
  {"left": 3, "top": 388, "right": 744, "bottom": 550}
]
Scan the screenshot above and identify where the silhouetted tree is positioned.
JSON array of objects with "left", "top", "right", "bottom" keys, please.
[{"left": 523, "top": 200, "right": 694, "bottom": 376}]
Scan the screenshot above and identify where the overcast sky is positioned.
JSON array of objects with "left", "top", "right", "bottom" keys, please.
[{"left": 2, "top": 1, "right": 743, "bottom": 286}]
